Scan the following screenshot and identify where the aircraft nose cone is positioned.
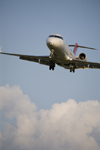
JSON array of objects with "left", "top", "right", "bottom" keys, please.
[
  {"left": 49, "top": 42, "right": 53, "bottom": 46},
  {"left": 46, "top": 39, "right": 53, "bottom": 48}
]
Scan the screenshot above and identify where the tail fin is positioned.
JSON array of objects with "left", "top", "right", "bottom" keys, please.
[{"left": 73, "top": 43, "right": 78, "bottom": 56}]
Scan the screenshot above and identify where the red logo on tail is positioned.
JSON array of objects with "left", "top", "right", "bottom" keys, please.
[{"left": 73, "top": 43, "right": 78, "bottom": 56}]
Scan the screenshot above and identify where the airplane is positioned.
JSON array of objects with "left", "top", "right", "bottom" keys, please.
[{"left": 0, "top": 34, "right": 100, "bottom": 73}]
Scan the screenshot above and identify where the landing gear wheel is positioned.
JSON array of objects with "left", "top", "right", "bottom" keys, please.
[
  {"left": 70, "top": 68, "right": 72, "bottom": 72},
  {"left": 73, "top": 68, "right": 75, "bottom": 73},
  {"left": 52, "top": 66, "right": 54, "bottom": 70},
  {"left": 70, "top": 67, "right": 75, "bottom": 73},
  {"left": 49, "top": 66, "right": 51, "bottom": 70},
  {"left": 49, "top": 62, "right": 55, "bottom": 71},
  {"left": 49, "top": 65, "right": 55, "bottom": 71}
]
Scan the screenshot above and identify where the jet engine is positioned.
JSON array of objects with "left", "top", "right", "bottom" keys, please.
[{"left": 79, "top": 53, "right": 87, "bottom": 61}]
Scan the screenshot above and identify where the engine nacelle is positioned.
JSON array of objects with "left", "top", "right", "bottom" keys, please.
[{"left": 79, "top": 53, "right": 87, "bottom": 61}]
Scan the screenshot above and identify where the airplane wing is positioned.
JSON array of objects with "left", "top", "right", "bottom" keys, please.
[
  {"left": 0, "top": 52, "right": 53, "bottom": 66},
  {"left": 1, "top": 52, "right": 100, "bottom": 70},
  {"left": 61, "top": 58, "right": 100, "bottom": 69}
]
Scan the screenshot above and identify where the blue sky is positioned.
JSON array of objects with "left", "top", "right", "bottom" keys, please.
[
  {"left": 0, "top": 0, "right": 100, "bottom": 109},
  {"left": 0, "top": 0, "right": 100, "bottom": 150}
]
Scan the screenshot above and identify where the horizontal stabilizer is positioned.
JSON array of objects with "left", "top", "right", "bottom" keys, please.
[{"left": 69, "top": 45, "right": 97, "bottom": 50}]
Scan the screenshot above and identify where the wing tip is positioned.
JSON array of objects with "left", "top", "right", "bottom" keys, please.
[{"left": 0, "top": 46, "right": 2, "bottom": 53}]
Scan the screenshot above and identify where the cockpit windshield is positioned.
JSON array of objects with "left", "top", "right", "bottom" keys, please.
[{"left": 49, "top": 35, "right": 63, "bottom": 40}]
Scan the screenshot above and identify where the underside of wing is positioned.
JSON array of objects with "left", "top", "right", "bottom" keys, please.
[
  {"left": 0, "top": 52, "right": 54, "bottom": 66},
  {"left": 60, "top": 58, "right": 100, "bottom": 69},
  {"left": 20, "top": 55, "right": 55, "bottom": 67},
  {"left": 72, "top": 59, "right": 100, "bottom": 69}
]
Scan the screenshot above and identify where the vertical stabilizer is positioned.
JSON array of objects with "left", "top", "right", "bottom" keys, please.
[{"left": 73, "top": 43, "right": 78, "bottom": 56}]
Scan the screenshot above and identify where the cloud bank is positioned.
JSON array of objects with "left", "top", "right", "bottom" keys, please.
[{"left": 0, "top": 84, "right": 100, "bottom": 150}]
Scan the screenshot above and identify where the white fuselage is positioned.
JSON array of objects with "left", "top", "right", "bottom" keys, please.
[{"left": 46, "top": 34, "right": 75, "bottom": 60}]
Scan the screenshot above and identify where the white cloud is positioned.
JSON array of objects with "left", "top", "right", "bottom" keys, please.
[{"left": 0, "top": 84, "right": 100, "bottom": 150}]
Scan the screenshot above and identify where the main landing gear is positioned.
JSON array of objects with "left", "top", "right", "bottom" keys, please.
[
  {"left": 49, "top": 62, "right": 55, "bottom": 71},
  {"left": 49, "top": 65, "right": 55, "bottom": 70},
  {"left": 70, "top": 67, "right": 75, "bottom": 73}
]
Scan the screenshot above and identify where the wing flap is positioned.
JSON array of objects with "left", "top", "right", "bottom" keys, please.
[
  {"left": 89, "top": 64, "right": 100, "bottom": 69},
  {"left": 19, "top": 55, "right": 53, "bottom": 66},
  {"left": 20, "top": 56, "right": 39, "bottom": 63}
]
